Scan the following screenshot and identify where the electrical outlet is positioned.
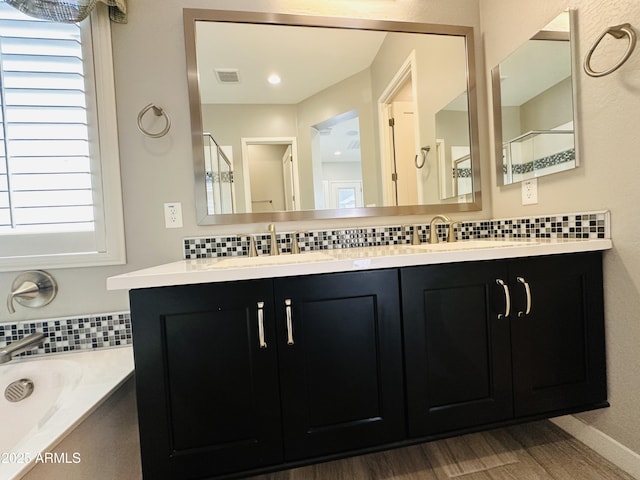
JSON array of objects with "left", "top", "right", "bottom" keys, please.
[
  {"left": 521, "top": 179, "right": 538, "bottom": 205},
  {"left": 164, "top": 202, "right": 183, "bottom": 228}
]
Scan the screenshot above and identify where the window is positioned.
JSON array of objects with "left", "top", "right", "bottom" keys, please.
[{"left": 0, "top": 3, "right": 125, "bottom": 271}]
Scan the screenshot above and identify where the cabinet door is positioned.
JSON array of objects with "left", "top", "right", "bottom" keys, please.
[
  {"left": 130, "top": 280, "right": 282, "bottom": 480},
  {"left": 274, "top": 270, "right": 405, "bottom": 460},
  {"left": 510, "top": 253, "right": 607, "bottom": 416},
  {"left": 401, "top": 262, "right": 513, "bottom": 436}
]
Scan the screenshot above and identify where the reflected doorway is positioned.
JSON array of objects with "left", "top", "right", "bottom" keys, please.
[
  {"left": 311, "top": 110, "right": 364, "bottom": 209},
  {"left": 378, "top": 52, "right": 422, "bottom": 206},
  {"left": 240, "top": 137, "right": 300, "bottom": 213}
]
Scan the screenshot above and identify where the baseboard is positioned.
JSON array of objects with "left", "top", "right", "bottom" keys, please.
[{"left": 551, "top": 415, "right": 640, "bottom": 479}]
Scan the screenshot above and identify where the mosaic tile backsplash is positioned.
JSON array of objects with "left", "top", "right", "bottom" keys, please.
[
  {"left": 0, "top": 312, "right": 132, "bottom": 359},
  {"left": 184, "top": 210, "right": 610, "bottom": 259}
]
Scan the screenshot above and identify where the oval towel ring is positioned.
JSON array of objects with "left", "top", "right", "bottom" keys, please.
[
  {"left": 584, "top": 23, "right": 636, "bottom": 77},
  {"left": 137, "top": 103, "right": 171, "bottom": 138}
]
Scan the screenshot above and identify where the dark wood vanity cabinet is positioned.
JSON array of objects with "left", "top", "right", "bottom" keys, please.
[
  {"left": 130, "top": 280, "right": 283, "bottom": 480},
  {"left": 273, "top": 271, "right": 405, "bottom": 460},
  {"left": 508, "top": 253, "right": 607, "bottom": 417},
  {"left": 129, "top": 252, "right": 607, "bottom": 480},
  {"left": 129, "top": 269, "right": 405, "bottom": 480},
  {"left": 401, "top": 261, "right": 514, "bottom": 436},
  {"left": 401, "top": 252, "right": 607, "bottom": 438}
]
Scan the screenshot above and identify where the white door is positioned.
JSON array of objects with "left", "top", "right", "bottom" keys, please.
[
  {"left": 281, "top": 145, "right": 296, "bottom": 211},
  {"left": 391, "top": 101, "right": 419, "bottom": 206},
  {"left": 241, "top": 137, "right": 300, "bottom": 213}
]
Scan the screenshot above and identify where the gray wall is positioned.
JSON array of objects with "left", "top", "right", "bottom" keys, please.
[
  {"left": 481, "top": 0, "right": 640, "bottom": 457},
  {"left": 0, "top": 0, "right": 487, "bottom": 325},
  {"left": 7, "top": 0, "right": 640, "bottom": 476},
  {"left": 201, "top": 104, "right": 298, "bottom": 213},
  {"left": 12, "top": 0, "right": 640, "bottom": 475},
  {"left": 296, "top": 68, "right": 378, "bottom": 209},
  {"left": 521, "top": 77, "right": 574, "bottom": 133}
]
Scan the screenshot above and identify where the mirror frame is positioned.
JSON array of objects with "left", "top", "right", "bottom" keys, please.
[
  {"left": 184, "top": 9, "right": 482, "bottom": 225},
  {"left": 491, "top": 9, "right": 579, "bottom": 187}
]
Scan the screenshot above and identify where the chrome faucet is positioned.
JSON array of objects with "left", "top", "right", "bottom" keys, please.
[
  {"left": 429, "top": 214, "right": 452, "bottom": 244},
  {"left": 0, "top": 332, "right": 45, "bottom": 364},
  {"left": 268, "top": 224, "right": 280, "bottom": 256}
]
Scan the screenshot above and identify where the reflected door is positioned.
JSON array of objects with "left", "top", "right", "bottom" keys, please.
[
  {"left": 241, "top": 138, "right": 299, "bottom": 213},
  {"left": 281, "top": 145, "right": 296, "bottom": 211},
  {"left": 390, "top": 101, "right": 419, "bottom": 206}
]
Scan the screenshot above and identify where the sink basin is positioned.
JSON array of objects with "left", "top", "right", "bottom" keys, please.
[
  {"left": 208, "top": 251, "right": 334, "bottom": 268},
  {"left": 409, "top": 239, "right": 538, "bottom": 252}
]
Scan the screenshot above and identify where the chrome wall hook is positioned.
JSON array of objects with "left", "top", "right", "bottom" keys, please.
[
  {"left": 414, "top": 145, "right": 431, "bottom": 169},
  {"left": 584, "top": 23, "right": 637, "bottom": 77},
  {"left": 137, "top": 103, "right": 171, "bottom": 138}
]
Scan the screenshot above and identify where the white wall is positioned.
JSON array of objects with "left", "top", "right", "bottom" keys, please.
[{"left": 481, "top": 0, "right": 640, "bottom": 459}]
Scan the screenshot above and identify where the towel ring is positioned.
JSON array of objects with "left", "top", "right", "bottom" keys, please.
[
  {"left": 584, "top": 23, "right": 637, "bottom": 77},
  {"left": 137, "top": 103, "right": 171, "bottom": 138}
]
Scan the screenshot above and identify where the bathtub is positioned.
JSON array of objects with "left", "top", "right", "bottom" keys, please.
[{"left": 0, "top": 346, "right": 134, "bottom": 479}]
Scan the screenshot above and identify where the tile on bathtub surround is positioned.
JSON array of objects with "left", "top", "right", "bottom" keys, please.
[
  {"left": 509, "top": 148, "right": 576, "bottom": 175},
  {"left": 0, "top": 312, "right": 132, "bottom": 359},
  {"left": 182, "top": 210, "right": 610, "bottom": 259}
]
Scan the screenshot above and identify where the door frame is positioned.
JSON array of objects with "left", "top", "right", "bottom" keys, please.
[
  {"left": 240, "top": 137, "right": 300, "bottom": 213},
  {"left": 377, "top": 50, "right": 422, "bottom": 206}
]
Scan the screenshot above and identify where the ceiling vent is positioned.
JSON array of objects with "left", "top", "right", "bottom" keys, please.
[{"left": 215, "top": 69, "right": 240, "bottom": 84}]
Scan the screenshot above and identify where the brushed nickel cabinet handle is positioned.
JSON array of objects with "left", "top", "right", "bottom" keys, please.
[
  {"left": 285, "top": 298, "right": 294, "bottom": 345},
  {"left": 257, "top": 301, "right": 267, "bottom": 349},
  {"left": 496, "top": 279, "right": 511, "bottom": 319},
  {"left": 517, "top": 277, "right": 532, "bottom": 317}
]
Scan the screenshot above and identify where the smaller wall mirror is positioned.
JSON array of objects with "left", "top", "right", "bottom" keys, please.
[{"left": 492, "top": 10, "right": 579, "bottom": 186}]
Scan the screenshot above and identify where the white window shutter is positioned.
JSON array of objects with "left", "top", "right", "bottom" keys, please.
[{"left": 0, "top": 3, "right": 125, "bottom": 270}]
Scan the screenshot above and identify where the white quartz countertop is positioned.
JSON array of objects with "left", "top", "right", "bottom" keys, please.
[{"left": 107, "top": 238, "right": 612, "bottom": 291}]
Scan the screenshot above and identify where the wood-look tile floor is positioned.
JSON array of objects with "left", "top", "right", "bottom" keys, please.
[{"left": 248, "top": 421, "right": 636, "bottom": 480}]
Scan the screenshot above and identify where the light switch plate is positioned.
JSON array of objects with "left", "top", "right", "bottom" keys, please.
[
  {"left": 522, "top": 179, "right": 538, "bottom": 205},
  {"left": 164, "top": 202, "right": 183, "bottom": 228}
]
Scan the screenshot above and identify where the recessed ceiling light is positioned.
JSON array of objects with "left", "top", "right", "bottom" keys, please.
[
  {"left": 334, "top": 150, "right": 342, "bottom": 156},
  {"left": 268, "top": 74, "right": 281, "bottom": 85}
]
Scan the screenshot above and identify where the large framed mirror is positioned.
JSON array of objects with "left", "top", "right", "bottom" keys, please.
[
  {"left": 492, "top": 10, "right": 579, "bottom": 186},
  {"left": 184, "top": 9, "right": 482, "bottom": 225}
]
